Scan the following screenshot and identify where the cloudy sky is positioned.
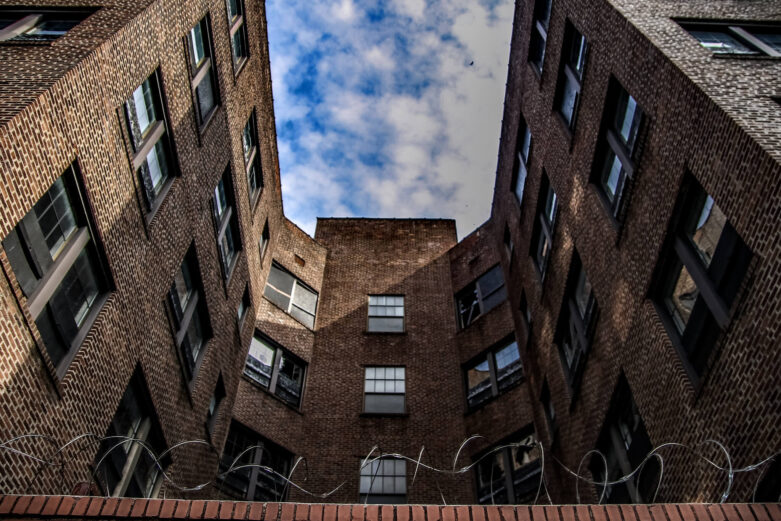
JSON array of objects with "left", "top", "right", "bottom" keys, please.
[{"left": 266, "top": 0, "right": 514, "bottom": 238}]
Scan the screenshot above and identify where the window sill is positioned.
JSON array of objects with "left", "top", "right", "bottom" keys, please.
[
  {"left": 359, "top": 412, "right": 409, "bottom": 418},
  {"left": 240, "top": 373, "right": 304, "bottom": 415},
  {"left": 250, "top": 187, "right": 263, "bottom": 214},
  {"left": 143, "top": 175, "right": 177, "bottom": 229},
  {"left": 197, "top": 105, "right": 220, "bottom": 140},
  {"left": 233, "top": 56, "right": 249, "bottom": 80},
  {"left": 54, "top": 291, "right": 111, "bottom": 382},
  {"left": 712, "top": 53, "right": 781, "bottom": 62}
]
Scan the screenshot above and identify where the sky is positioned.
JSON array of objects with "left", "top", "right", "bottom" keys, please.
[{"left": 266, "top": 0, "right": 514, "bottom": 239}]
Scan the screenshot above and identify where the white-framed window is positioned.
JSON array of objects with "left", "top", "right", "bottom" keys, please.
[
  {"left": 244, "top": 333, "right": 306, "bottom": 409},
  {"left": 187, "top": 15, "right": 219, "bottom": 126},
  {"left": 263, "top": 262, "right": 317, "bottom": 328},
  {"left": 359, "top": 457, "right": 407, "bottom": 504},
  {"left": 364, "top": 367, "right": 405, "bottom": 414},
  {"left": 368, "top": 295, "right": 404, "bottom": 332}
]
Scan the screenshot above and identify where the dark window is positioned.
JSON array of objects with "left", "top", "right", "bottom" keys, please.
[
  {"left": 0, "top": 8, "right": 92, "bottom": 42},
  {"left": 167, "top": 246, "right": 211, "bottom": 381},
  {"left": 475, "top": 428, "right": 541, "bottom": 505},
  {"left": 124, "top": 71, "right": 177, "bottom": 214},
  {"left": 592, "top": 80, "right": 644, "bottom": 221},
  {"left": 519, "top": 290, "right": 531, "bottom": 329},
  {"left": 244, "top": 332, "right": 306, "bottom": 409},
  {"left": 187, "top": 15, "right": 220, "bottom": 126},
  {"left": 590, "top": 374, "right": 659, "bottom": 504},
  {"left": 259, "top": 221, "right": 270, "bottom": 263},
  {"left": 263, "top": 262, "right": 318, "bottom": 328},
  {"left": 455, "top": 264, "right": 507, "bottom": 329},
  {"left": 653, "top": 175, "right": 751, "bottom": 381},
  {"left": 368, "top": 295, "right": 404, "bottom": 332},
  {"left": 464, "top": 339, "right": 523, "bottom": 409},
  {"left": 364, "top": 366, "right": 405, "bottom": 414},
  {"left": 503, "top": 225, "right": 514, "bottom": 261},
  {"left": 237, "top": 284, "right": 251, "bottom": 324},
  {"left": 528, "top": 0, "right": 552, "bottom": 73},
  {"left": 678, "top": 21, "right": 781, "bottom": 57},
  {"left": 360, "top": 457, "right": 406, "bottom": 504},
  {"left": 540, "top": 380, "right": 557, "bottom": 440},
  {"left": 93, "top": 368, "right": 169, "bottom": 498},
  {"left": 242, "top": 111, "right": 263, "bottom": 206},
  {"left": 226, "top": 0, "right": 249, "bottom": 70},
  {"left": 2, "top": 163, "right": 110, "bottom": 375},
  {"left": 755, "top": 457, "right": 780, "bottom": 502},
  {"left": 206, "top": 374, "right": 226, "bottom": 435},
  {"left": 511, "top": 117, "right": 531, "bottom": 205},
  {"left": 554, "top": 251, "right": 598, "bottom": 395},
  {"left": 212, "top": 168, "right": 241, "bottom": 279},
  {"left": 530, "top": 173, "right": 558, "bottom": 279},
  {"left": 554, "top": 22, "right": 587, "bottom": 129},
  {"left": 218, "top": 420, "right": 292, "bottom": 501}
]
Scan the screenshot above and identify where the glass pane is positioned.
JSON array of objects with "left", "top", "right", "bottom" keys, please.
[
  {"left": 245, "top": 337, "right": 275, "bottom": 387},
  {"left": 558, "top": 73, "right": 578, "bottom": 126},
  {"left": 213, "top": 178, "right": 228, "bottom": 220},
  {"left": 366, "top": 367, "right": 376, "bottom": 379},
  {"left": 574, "top": 267, "right": 593, "bottom": 318},
  {"left": 34, "top": 177, "right": 77, "bottom": 258},
  {"left": 289, "top": 305, "right": 315, "bottom": 328},
  {"left": 690, "top": 30, "right": 756, "bottom": 55},
  {"left": 184, "top": 311, "right": 204, "bottom": 365},
  {"left": 570, "top": 32, "right": 587, "bottom": 76},
  {"left": 242, "top": 119, "right": 254, "bottom": 161},
  {"left": 196, "top": 70, "right": 216, "bottom": 122},
  {"left": 231, "top": 26, "right": 247, "bottom": 63},
  {"left": 754, "top": 31, "right": 781, "bottom": 53},
  {"left": 536, "top": 232, "right": 551, "bottom": 272},
  {"left": 171, "top": 259, "right": 194, "bottom": 313},
  {"left": 478, "top": 265, "right": 505, "bottom": 296},
  {"left": 275, "top": 353, "right": 304, "bottom": 408},
  {"left": 266, "top": 265, "right": 294, "bottom": 295},
  {"left": 16, "top": 18, "right": 79, "bottom": 41},
  {"left": 139, "top": 139, "right": 170, "bottom": 204},
  {"left": 545, "top": 186, "right": 557, "bottom": 224},
  {"left": 520, "top": 125, "right": 531, "bottom": 162},
  {"left": 529, "top": 29, "right": 546, "bottom": 72},
  {"left": 189, "top": 22, "right": 206, "bottom": 68},
  {"left": 227, "top": 0, "right": 240, "bottom": 20},
  {"left": 127, "top": 78, "right": 158, "bottom": 144},
  {"left": 292, "top": 283, "right": 318, "bottom": 314},
  {"left": 359, "top": 476, "right": 372, "bottom": 493},
  {"left": 601, "top": 149, "right": 623, "bottom": 203},
  {"left": 374, "top": 367, "right": 385, "bottom": 378},
  {"left": 368, "top": 317, "right": 404, "bottom": 332},
  {"left": 495, "top": 342, "right": 521, "bottom": 374},
  {"left": 364, "top": 394, "right": 405, "bottom": 414},
  {"left": 614, "top": 90, "right": 642, "bottom": 151},
  {"left": 665, "top": 263, "right": 699, "bottom": 334},
  {"left": 364, "top": 380, "right": 375, "bottom": 392},
  {"left": 375, "top": 381, "right": 385, "bottom": 392},
  {"left": 481, "top": 284, "right": 508, "bottom": 313},
  {"left": 466, "top": 358, "right": 492, "bottom": 408},
  {"left": 688, "top": 194, "right": 726, "bottom": 267},
  {"left": 395, "top": 367, "right": 405, "bottom": 379},
  {"left": 368, "top": 296, "right": 379, "bottom": 305}
]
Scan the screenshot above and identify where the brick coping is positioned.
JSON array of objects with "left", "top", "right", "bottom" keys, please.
[{"left": 0, "top": 496, "right": 778, "bottom": 521}]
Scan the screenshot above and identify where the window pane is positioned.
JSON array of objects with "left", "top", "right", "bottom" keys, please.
[
  {"left": 171, "top": 259, "right": 194, "bottom": 317},
  {"left": 614, "top": 90, "right": 642, "bottom": 151},
  {"left": 665, "top": 262, "right": 699, "bottom": 334},
  {"left": 15, "top": 18, "right": 80, "bottom": 41},
  {"left": 495, "top": 342, "right": 522, "bottom": 392},
  {"left": 289, "top": 305, "right": 315, "bottom": 329},
  {"left": 245, "top": 337, "right": 275, "bottom": 387},
  {"left": 275, "top": 353, "right": 304, "bottom": 408},
  {"left": 690, "top": 30, "right": 756, "bottom": 55},
  {"left": 466, "top": 358, "right": 492, "bottom": 408},
  {"left": 395, "top": 367, "right": 405, "bottom": 379},
  {"left": 364, "top": 394, "right": 405, "bottom": 414},
  {"left": 478, "top": 265, "right": 505, "bottom": 296},
  {"left": 559, "top": 73, "right": 578, "bottom": 125},
  {"left": 196, "top": 70, "right": 216, "bottom": 122},
  {"left": 544, "top": 187, "right": 557, "bottom": 224},
  {"left": 139, "top": 139, "right": 171, "bottom": 205},
  {"left": 242, "top": 119, "right": 255, "bottom": 161},
  {"left": 754, "top": 31, "right": 781, "bottom": 53},
  {"left": 481, "top": 284, "right": 508, "bottom": 314},
  {"left": 601, "top": 150, "right": 623, "bottom": 203},
  {"left": 574, "top": 267, "right": 593, "bottom": 318},
  {"left": 688, "top": 194, "right": 726, "bottom": 267},
  {"left": 293, "top": 283, "right": 318, "bottom": 314},
  {"left": 189, "top": 22, "right": 206, "bottom": 68},
  {"left": 266, "top": 265, "right": 294, "bottom": 296},
  {"left": 227, "top": 0, "right": 240, "bottom": 20},
  {"left": 366, "top": 367, "right": 376, "bottom": 379},
  {"left": 368, "top": 317, "right": 404, "bottom": 332},
  {"left": 34, "top": 178, "right": 77, "bottom": 258},
  {"left": 127, "top": 79, "right": 158, "bottom": 144},
  {"left": 520, "top": 125, "right": 531, "bottom": 163},
  {"left": 213, "top": 179, "right": 228, "bottom": 220},
  {"left": 231, "top": 26, "right": 247, "bottom": 63}
]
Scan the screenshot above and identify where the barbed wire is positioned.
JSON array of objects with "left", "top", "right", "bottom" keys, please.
[{"left": 0, "top": 433, "right": 778, "bottom": 504}]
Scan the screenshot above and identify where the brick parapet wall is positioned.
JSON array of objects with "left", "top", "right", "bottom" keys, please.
[{"left": 0, "top": 496, "right": 778, "bottom": 521}]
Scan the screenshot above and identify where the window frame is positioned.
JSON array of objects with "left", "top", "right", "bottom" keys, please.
[
  {"left": 1, "top": 161, "right": 112, "bottom": 379},
  {"left": 0, "top": 8, "right": 94, "bottom": 43},
  {"left": 464, "top": 337, "right": 524, "bottom": 411},
  {"left": 237, "top": 283, "right": 251, "bottom": 328},
  {"left": 554, "top": 21, "right": 588, "bottom": 130},
  {"left": 166, "top": 246, "right": 212, "bottom": 383},
  {"left": 258, "top": 220, "right": 270, "bottom": 265},
  {"left": 528, "top": 0, "right": 552, "bottom": 74},
  {"left": 367, "top": 294, "right": 405, "bottom": 333},
  {"left": 455, "top": 264, "right": 508, "bottom": 329},
  {"left": 185, "top": 13, "right": 220, "bottom": 130},
  {"left": 591, "top": 79, "right": 645, "bottom": 224},
  {"left": 651, "top": 174, "right": 751, "bottom": 384},
  {"left": 530, "top": 172, "right": 558, "bottom": 280},
  {"left": 263, "top": 261, "right": 318, "bottom": 329},
  {"left": 359, "top": 456, "right": 407, "bottom": 504},
  {"left": 243, "top": 331, "right": 307, "bottom": 410},
  {"left": 242, "top": 110, "right": 263, "bottom": 208},
  {"left": 121, "top": 69, "right": 179, "bottom": 220},
  {"left": 225, "top": 0, "right": 250, "bottom": 74},
  {"left": 212, "top": 167, "right": 242, "bottom": 281},
  {"left": 678, "top": 20, "right": 781, "bottom": 58},
  {"left": 511, "top": 116, "right": 532, "bottom": 206},
  {"left": 363, "top": 366, "right": 406, "bottom": 415},
  {"left": 473, "top": 426, "right": 541, "bottom": 505}
]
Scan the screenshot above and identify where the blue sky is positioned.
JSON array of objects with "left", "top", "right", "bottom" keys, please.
[{"left": 266, "top": 0, "right": 514, "bottom": 238}]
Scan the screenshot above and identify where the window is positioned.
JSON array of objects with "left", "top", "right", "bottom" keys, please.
[
  {"left": 93, "top": 368, "right": 169, "bottom": 498},
  {"left": 540, "top": 380, "right": 557, "bottom": 439},
  {"left": 237, "top": 284, "right": 251, "bottom": 325},
  {"left": 167, "top": 247, "right": 211, "bottom": 381},
  {"left": 590, "top": 374, "right": 658, "bottom": 504},
  {"left": 593, "top": 80, "right": 644, "bottom": 221},
  {"left": 0, "top": 8, "right": 92, "bottom": 42},
  {"left": 364, "top": 366, "right": 405, "bottom": 414},
  {"left": 219, "top": 421, "right": 292, "bottom": 501},
  {"left": 555, "top": 251, "right": 598, "bottom": 395},
  {"left": 2, "top": 163, "right": 110, "bottom": 375},
  {"left": 455, "top": 264, "right": 507, "bottom": 329},
  {"left": 679, "top": 21, "right": 781, "bottom": 57},
  {"left": 528, "top": 0, "right": 552, "bottom": 73},
  {"left": 187, "top": 15, "right": 219, "bottom": 126},
  {"left": 554, "top": 22, "right": 587, "bottom": 129},
  {"left": 474, "top": 428, "right": 541, "bottom": 505},
  {"left": 212, "top": 168, "right": 241, "bottom": 279},
  {"left": 226, "top": 0, "right": 249, "bottom": 70},
  {"left": 503, "top": 225, "right": 514, "bottom": 260},
  {"left": 206, "top": 375, "right": 226, "bottom": 435},
  {"left": 368, "top": 295, "right": 404, "bottom": 332},
  {"left": 259, "top": 221, "right": 270, "bottom": 263},
  {"left": 263, "top": 262, "right": 318, "bottom": 328},
  {"left": 124, "top": 71, "right": 177, "bottom": 214},
  {"left": 359, "top": 457, "right": 406, "bottom": 504},
  {"left": 242, "top": 111, "right": 263, "bottom": 206},
  {"left": 755, "top": 457, "right": 781, "bottom": 502},
  {"left": 530, "top": 173, "right": 557, "bottom": 279},
  {"left": 511, "top": 117, "right": 532, "bottom": 205},
  {"left": 653, "top": 175, "right": 751, "bottom": 381},
  {"left": 464, "top": 339, "right": 523, "bottom": 409},
  {"left": 244, "top": 333, "right": 306, "bottom": 408},
  {"left": 519, "top": 290, "right": 531, "bottom": 329}
]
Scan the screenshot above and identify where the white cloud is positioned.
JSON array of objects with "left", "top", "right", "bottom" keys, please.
[{"left": 332, "top": 0, "right": 357, "bottom": 22}]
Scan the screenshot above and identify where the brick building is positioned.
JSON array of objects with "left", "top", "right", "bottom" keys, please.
[{"left": 0, "top": 0, "right": 778, "bottom": 509}]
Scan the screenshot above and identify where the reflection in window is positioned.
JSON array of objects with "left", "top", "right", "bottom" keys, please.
[
  {"left": 244, "top": 333, "right": 306, "bottom": 409},
  {"left": 455, "top": 265, "right": 507, "bottom": 329},
  {"left": 465, "top": 340, "right": 523, "bottom": 409},
  {"left": 475, "top": 429, "right": 541, "bottom": 504}
]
